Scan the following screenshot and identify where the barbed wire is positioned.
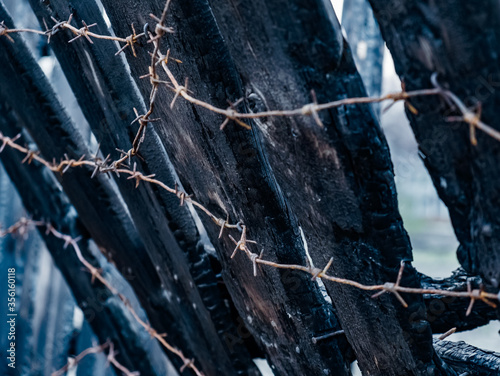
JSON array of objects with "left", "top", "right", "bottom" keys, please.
[
  {"left": 0, "top": 14, "right": 144, "bottom": 56},
  {"left": 156, "top": 59, "right": 500, "bottom": 144},
  {"left": 51, "top": 340, "right": 139, "bottom": 376},
  {"left": 0, "top": 218, "right": 204, "bottom": 376},
  {"left": 2, "top": 8, "right": 498, "bottom": 148},
  {"left": 1, "top": 138, "right": 498, "bottom": 316}
]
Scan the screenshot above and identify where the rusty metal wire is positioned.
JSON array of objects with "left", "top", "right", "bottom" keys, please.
[
  {"left": 157, "top": 58, "right": 500, "bottom": 143},
  {"left": 2, "top": 11, "right": 500, "bottom": 313},
  {"left": 1, "top": 14, "right": 144, "bottom": 55},
  {"left": 0, "top": 218, "right": 204, "bottom": 376},
  {"left": 51, "top": 340, "right": 139, "bottom": 376},
  {"left": 3, "top": 7, "right": 498, "bottom": 147},
  {"left": 1, "top": 138, "right": 498, "bottom": 317}
]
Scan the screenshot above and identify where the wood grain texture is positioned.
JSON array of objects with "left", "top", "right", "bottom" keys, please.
[
  {"left": 209, "top": 0, "right": 443, "bottom": 374},
  {"left": 434, "top": 339, "right": 500, "bottom": 376},
  {"left": 99, "top": 0, "right": 352, "bottom": 374},
  {"left": 26, "top": 0, "right": 259, "bottom": 374},
  {"left": 0, "top": 105, "right": 163, "bottom": 376}
]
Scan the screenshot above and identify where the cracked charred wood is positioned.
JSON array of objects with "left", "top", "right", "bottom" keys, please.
[
  {"left": 99, "top": 0, "right": 351, "bottom": 374},
  {"left": 209, "top": 0, "right": 447, "bottom": 375},
  {"left": 434, "top": 339, "right": 500, "bottom": 376},
  {"left": 367, "top": 0, "right": 500, "bottom": 310},
  {"left": 420, "top": 269, "right": 498, "bottom": 334},
  {"left": 0, "top": 109, "right": 163, "bottom": 376},
  {"left": 26, "top": 0, "right": 260, "bottom": 374}
]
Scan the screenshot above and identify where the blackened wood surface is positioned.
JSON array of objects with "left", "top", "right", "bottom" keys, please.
[
  {"left": 26, "top": 0, "right": 259, "bottom": 374},
  {"left": 99, "top": 0, "right": 351, "bottom": 374},
  {"left": 0, "top": 5, "right": 170, "bottom": 374},
  {"left": 421, "top": 270, "right": 497, "bottom": 334},
  {"left": 0, "top": 111, "right": 161, "bottom": 376},
  {"left": 368, "top": 0, "right": 500, "bottom": 301},
  {"left": 209, "top": 0, "right": 442, "bottom": 375},
  {"left": 434, "top": 339, "right": 500, "bottom": 376}
]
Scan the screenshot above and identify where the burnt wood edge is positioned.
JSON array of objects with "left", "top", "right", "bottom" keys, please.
[
  {"left": 434, "top": 338, "right": 500, "bottom": 376},
  {"left": 25, "top": 0, "right": 261, "bottom": 373},
  {"left": 0, "top": 107, "right": 165, "bottom": 376},
  {"left": 420, "top": 269, "right": 498, "bottom": 334}
]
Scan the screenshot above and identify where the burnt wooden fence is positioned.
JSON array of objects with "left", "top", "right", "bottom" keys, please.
[{"left": 1, "top": 0, "right": 500, "bottom": 375}]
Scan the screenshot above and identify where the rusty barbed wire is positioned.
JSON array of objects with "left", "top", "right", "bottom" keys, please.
[
  {"left": 2, "top": 3, "right": 496, "bottom": 153},
  {"left": 51, "top": 340, "right": 139, "bottom": 376},
  {"left": 3, "top": 10, "right": 498, "bottom": 149},
  {"left": 52, "top": 340, "right": 109, "bottom": 376},
  {"left": 2, "top": 0, "right": 500, "bottom": 313},
  {"left": 0, "top": 7, "right": 158, "bottom": 155},
  {"left": 156, "top": 56, "right": 500, "bottom": 143},
  {"left": 1, "top": 13, "right": 144, "bottom": 56},
  {"left": 0, "top": 218, "right": 204, "bottom": 376},
  {"left": 0, "top": 139, "right": 498, "bottom": 318},
  {"left": 106, "top": 342, "right": 141, "bottom": 376},
  {"left": 3, "top": 11, "right": 500, "bottom": 311},
  {"left": 132, "top": 0, "right": 175, "bottom": 154}
]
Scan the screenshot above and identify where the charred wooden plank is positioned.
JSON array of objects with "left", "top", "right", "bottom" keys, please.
[
  {"left": 421, "top": 269, "right": 498, "bottom": 334},
  {"left": 25, "top": 0, "right": 259, "bottom": 374},
  {"left": 0, "top": 108, "right": 162, "bottom": 376},
  {"left": 434, "top": 339, "right": 500, "bottom": 376},
  {"left": 99, "top": 0, "right": 351, "bottom": 374},
  {"left": 209, "top": 0, "right": 443, "bottom": 374}
]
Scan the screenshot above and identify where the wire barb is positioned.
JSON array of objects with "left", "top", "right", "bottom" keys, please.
[
  {"left": 371, "top": 261, "right": 408, "bottom": 308},
  {"left": 0, "top": 21, "right": 14, "bottom": 42},
  {"left": 228, "top": 224, "right": 257, "bottom": 259},
  {"left": 68, "top": 20, "right": 97, "bottom": 43}
]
